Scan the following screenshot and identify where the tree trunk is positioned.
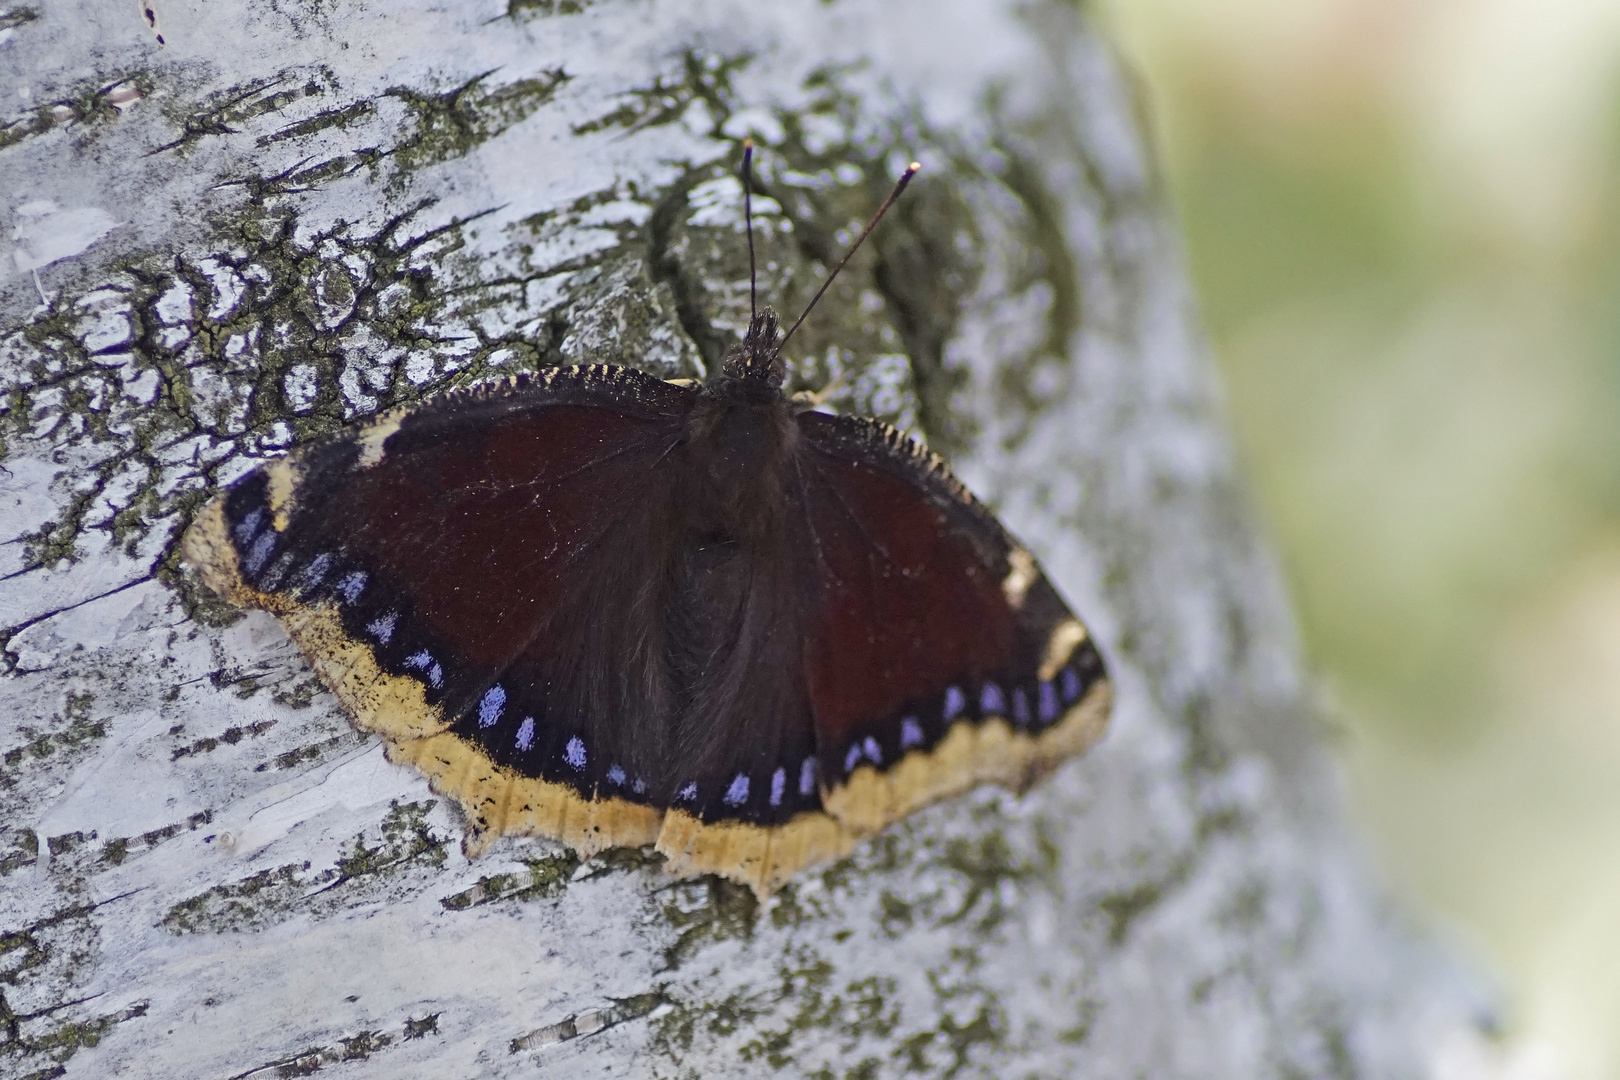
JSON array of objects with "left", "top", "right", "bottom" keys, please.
[{"left": 1, "top": 1, "right": 1485, "bottom": 1076}]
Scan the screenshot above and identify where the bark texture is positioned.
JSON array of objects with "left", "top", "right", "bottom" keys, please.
[{"left": 0, "top": 1, "right": 1486, "bottom": 1076}]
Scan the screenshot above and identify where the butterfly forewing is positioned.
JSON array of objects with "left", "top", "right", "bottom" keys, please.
[{"left": 196, "top": 368, "right": 696, "bottom": 792}]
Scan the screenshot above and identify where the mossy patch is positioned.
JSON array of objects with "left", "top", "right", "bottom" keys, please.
[
  {"left": 254, "top": 730, "right": 369, "bottom": 774},
  {"left": 227, "top": 1008, "right": 443, "bottom": 1077},
  {"left": 98, "top": 810, "right": 213, "bottom": 867},
  {"left": 658, "top": 875, "right": 758, "bottom": 971},
  {"left": 170, "top": 720, "right": 276, "bottom": 760},
  {"left": 936, "top": 831, "right": 1035, "bottom": 931},
  {"left": 0, "top": 68, "right": 152, "bottom": 151},
  {"left": 0, "top": 893, "right": 143, "bottom": 1076},
  {"left": 153, "top": 70, "right": 332, "bottom": 156},
  {"left": 505, "top": 0, "right": 592, "bottom": 18},
  {"left": 653, "top": 948, "right": 904, "bottom": 1074},
  {"left": 159, "top": 862, "right": 306, "bottom": 934},
  {"left": 0, "top": 830, "right": 39, "bottom": 877},
  {"left": 160, "top": 799, "right": 447, "bottom": 934},
  {"left": 440, "top": 850, "right": 582, "bottom": 910},
  {"left": 330, "top": 799, "right": 448, "bottom": 883},
  {"left": 0, "top": 692, "right": 103, "bottom": 788},
  {"left": 384, "top": 68, "right": 571, "bottom": 180}
]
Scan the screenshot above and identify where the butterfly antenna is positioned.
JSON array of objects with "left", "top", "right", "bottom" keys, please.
[
  {"left": 742, "top": 138, "right": 758, "bottom": 322},
  {"left": 778, "top": 161, "right": 920, "bottom": 351}
]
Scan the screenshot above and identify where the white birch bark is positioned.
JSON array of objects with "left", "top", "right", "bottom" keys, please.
[{"left": 0, "top": 1, "right": 1488, "bottom": 1076}]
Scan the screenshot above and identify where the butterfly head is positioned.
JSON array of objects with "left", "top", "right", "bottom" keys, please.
[{"left": 718, "top": 307, "right": 785, "bottom": 391}]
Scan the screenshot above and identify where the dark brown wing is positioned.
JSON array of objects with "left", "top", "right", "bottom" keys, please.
[
  {"left": 791, "top": 411, "right": 1111, "bottom": 834},
  {"left": 185, "top": 366, "right": 700, "bottom": 854}
]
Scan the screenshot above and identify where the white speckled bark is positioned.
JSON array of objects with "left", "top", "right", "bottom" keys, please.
[{"left": 1, "top": 1, "right": 1488, "bottom": 1077}]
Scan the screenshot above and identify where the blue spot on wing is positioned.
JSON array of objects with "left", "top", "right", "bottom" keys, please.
[
  {"left": 242, "top": 530, "right": 276, "bottom": 576},
  {"left": 980, "top": 682, "right": 1006, "bottom": 715},
  {"left": 366, "top": 612, "right": 398, "bottom": 644},
  {"left": 232, "top": 508, "right": 265, "bottom": 546},
  {"left": 1039, "top": 680, "right": 1060, "bottom": 723},
  {"left": 477, "top": 685, "right": 506, "bottom": 728},
  {"left": 1061, "top": 666, "right": 1082, "bottom": 703},
  {"left": 1013, "top": 688, "right": 1031, "bottom": 726},
  {"left": 336, "top": 570, "right": 368, "bottom": 605}
]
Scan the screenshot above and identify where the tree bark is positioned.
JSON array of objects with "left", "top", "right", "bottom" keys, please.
[{"left": 1, "top": 1, "right": 1484, "bottom": 1076}]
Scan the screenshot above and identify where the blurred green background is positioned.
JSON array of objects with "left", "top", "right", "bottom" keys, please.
[{"left": 1096, "top": 0, "right": 1620, "bottom": 1075}]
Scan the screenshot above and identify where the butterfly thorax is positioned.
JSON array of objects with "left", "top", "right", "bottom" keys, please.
[
  {"left": 714, "top": 308, "right": 786, "bottom": 390},
  {"left": 681, "top": 307, "right": 799, "bottom": 543}
]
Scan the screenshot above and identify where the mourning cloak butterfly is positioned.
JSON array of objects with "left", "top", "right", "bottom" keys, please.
[{"left": 183, "top": 145, "right": 1112, "bottom": 897}]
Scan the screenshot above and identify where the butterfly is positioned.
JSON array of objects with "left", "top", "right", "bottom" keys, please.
[{"left": 182, "top": 144, "right": 1112, "bottom": 898}]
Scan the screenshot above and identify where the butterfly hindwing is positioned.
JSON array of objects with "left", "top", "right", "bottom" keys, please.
[{"left": 793, "top": 411, "right": 1112, "bottom": 834}]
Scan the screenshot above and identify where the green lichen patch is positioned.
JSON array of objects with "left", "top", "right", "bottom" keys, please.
[
  {"left": 152, "top": 70, "right": 333, "bottom": 156},
  {"left": 572, "top": 51, "right": 750, "bottom": 138},
  {"left": 271, "top": 676, "right": 324, "bottom": 710},
  {"left": 98, "top": 810, "right": 213, "bottom": 868},
  {"left": 505, "top": 0, "right": 592, "bottom": 18},
  {"left": 764, "top": 883, "right": 816, "bottom": 930},
  {"left": 2, "top": 996, "right": 149, "bottom": 1076},
  {"left": 0, "top": 830, "right": 39, "bottom": 877},
  {"left": 227, "top": 1007, "right": 442, "bottom": 1078},
  {"left": 253, "top": 731, "right": 369, "bottom": 774},
  {"left": 159, "top": 862, "right": 306, "bottom": 935},
  {"left": 893, "top": 1002, "right": 1004, "bottom": 1078},
  {"left": 934, "top": 831, "right": 1036, "bottom": 931},
  {"left": 44, "top": 831, "right": 93, "bottom": 859},
  {"left": 1057, "top": 998, "right": 1099, "bottom": 1046},
  {"left": 385, "top": 68, "right": 571, "bottom": 180},
  {"left": 0, "top": 69, "right": 152, "bottom": 151},
  {"left": 509, "top": 990, "right": 665, "bottom": 1052},
  {"left": 160, "top": 800, "right": 447, "bottom": 934},
  {"left": 657, "top": 875, "right": 758, "bottom": 972},
  {"left": 0, "top": 692, "right": 103, "bottom": 789},
  {"left": 170, "top": 720, "right": 276, "bottom": 760},
  {"left": 1095, "top": 878, "right": 1165, "bottom": 947},
  {"left": 0, "top": 892, "right": 139, "bottom": 1076},
  {"left": 329, "top": 799, "right": 448, "bottom": 885},
  {"left": 652, "top": 948, "right": 907, "bottom": 1076},
  {"left": 439, "top": 851, "right": 581, "bottom": 910}
]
